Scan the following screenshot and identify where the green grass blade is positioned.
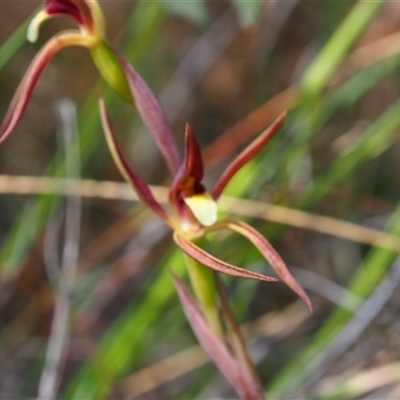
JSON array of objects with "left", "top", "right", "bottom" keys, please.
[
  {"left": 321, "top": 54, "right": 400, "bottom": 125},
  {"left": 0, "top": 14, "right": 31, "bottom": 71},
  {"left": 301, "top": 0, "right": 385, "bottom": 98},
  {"left": 267, "top": 203, "right": 400, "bottom": 397},
  {"left": 0, "top": 94, "right": 100, "bottom": 271},
  {"left": 63, "top": 248, "right": 186, "bottom": 400},
  {"left": 302, "top": 97, "right": 400, "bottom": 207},
  {"left": 284, "top": 51, "right": 399, "bottom": 187},
  {"left": 267, "top": 98, "right": 400, "bottom": 396},
  {"left": 284, "top": 0, "right": 384, "bottom": 181}
]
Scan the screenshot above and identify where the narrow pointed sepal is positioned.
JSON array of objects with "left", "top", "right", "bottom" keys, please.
[
  {"left": 171, "top": 273, "right": 265, "bottom": 400},
  {"left": 169, "top": 124, "right": 216, "bottom": 227},
  {"left": 99, "top": 97, "right": 172, "bottom": 226},
  {"left": 173, "top": 232, "right": 277, "bottom": 283},
  {"left": 180, "top": 123, "right": 204, "bottom": 182},
  {"left": 0, "top": 32, "right": 91, "bottom": 144},
  {"left": 113, "top": 50, "right": 181, "bottom": 175},
  {"left": 211, "top": 219, "right": 313, "bottom": 312},
  {"left": 170, "top": 123, "right": 204, "bottom": 201},
  {"left": 212, "top": 112, "right": 286, "bottom": 200}
]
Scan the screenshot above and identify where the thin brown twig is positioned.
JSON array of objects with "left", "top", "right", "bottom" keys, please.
[
  {"left": 315, "top": 361, "right": 400, "bottom": 398},
  {"left": 37, "top": 100, "right": 82, "bottom": 400},
  {"left": 1, "top": 175, "right": 399, "bottom": 252},
  {"left": 335, "top": 30, "right": 400, "bottom": 83},
  {"left": 218, "top": 196, "right": 400, "bottom": 252}
]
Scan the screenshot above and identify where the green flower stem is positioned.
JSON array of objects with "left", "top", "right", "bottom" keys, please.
[
  {"left": 216, "top": 276, "right": 263, "bottom": 393},
  {"left": 183, "top": 241, "right": 264, "bottom": 393},
  {"left": 90, "top": 41, "right": 133, "bottom": 105},
  {"left": 183, "top": 239, "right": 224, "bottom": 342}
]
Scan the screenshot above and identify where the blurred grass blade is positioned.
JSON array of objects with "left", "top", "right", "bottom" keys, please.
[
  {"left": 0, "top": 12, "right": 38, "bottom": 270},
  {"left": 121, "top": 1, "right": 166, "bottom": 66},
  {"left": 302, "top": 96, "right": 400, "bottom": 207},
  {"left": 321, "top": 54, "right": 400, "bottom": 125},
  {"left": 0, "top": 13, "right": 31, "bottom": 71},
  {"left": 267, "top": 203, "right": 400, "bottom": 397},
  {"left": 267, "top": 93, "right": 400, "bottom": 397},
  {"left": 0, "top": 95, "right": 100, "bottom": 271},
  {"left": 162, "top": 1, "right": 208, "bottom": 27},
  {"left": 316, "top": 362, "right": 400, "bottom": 398},
  {"left": 231, "top": 0, "right": 264, "bottom": 28},
  {"left": 301, "top": 0, "right": 385, "bottom": 98},
  {"left": 284, "top": 0, "right": 385, "bottom": 181},
  {"left": 37, "top": 99, "right": 82, "bottom": 400},
  {"left": 63, "top": 249, "right": 185, "bottom": 400}
]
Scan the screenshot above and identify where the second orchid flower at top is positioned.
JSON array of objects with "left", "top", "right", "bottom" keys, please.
[{"left": 0, "top": 0, "right": 132, "bottom": 144}]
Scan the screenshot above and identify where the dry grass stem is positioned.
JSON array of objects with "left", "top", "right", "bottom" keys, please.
[
  {"left": 37, "top": 100, "right": 82, "bottom": 400},
  {"left": 341, "top": 30, "right": 400, "bottom": 78},
  {"left": 1, "top": 175, "right": 399, "bottom": 252},
  {"left": 316, "top": 361, "right": 400, "bottom": 398},
  {"left": 219, "top": 196, "right": 400, "bottom": 252}
]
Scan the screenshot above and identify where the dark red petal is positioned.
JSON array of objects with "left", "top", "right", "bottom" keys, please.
[
  {"left": 182, "top": 123, "right": 204, "bottom": 182},
  {"left": 173, "top": 232, "right": 277, "bottom": 282},
  {"left": 212, "top": 112, "right": 286, "bottom": 200},
  {"left": 212, "top": 219, "right": 313, "bottom": 312},
  {"left": 99, "top": 97, "right": 172, "bottom": 226},
  {"left": 114, "top": 51, "right": 181, "bottom": 175},
  {"left": 172, "top": 273, "right": 265, "bottom": 400},
  {"left": 169, "top": 123, "right": 204, "bottom": 203},
  {"left": 45, "top": 0, "right": 92, "bottom": 28},
  {"left": 0, "top": 33, "right": 82, "bottom": 144}
]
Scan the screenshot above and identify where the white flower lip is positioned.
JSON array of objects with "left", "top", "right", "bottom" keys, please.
[{"left": 184, "top": 193, "right": 218, "bottom": 227}]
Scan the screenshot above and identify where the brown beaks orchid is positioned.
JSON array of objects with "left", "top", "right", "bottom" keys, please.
[
  {"left": 0, "top": 0, "right": 131, "bottom": 145},
  {"left": 99, "top": 57, "right": 312, "bottom": 312}
]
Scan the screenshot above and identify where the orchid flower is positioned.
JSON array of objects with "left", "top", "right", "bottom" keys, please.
[
  {"left": 99, "top": 58, "right": 312, "bottom": 398},
  {"left": 0, "top": 0, "right": 132, "bottom": 144},
  {"left": 98, "top": 55, "right": 312, "bottom": 313}
]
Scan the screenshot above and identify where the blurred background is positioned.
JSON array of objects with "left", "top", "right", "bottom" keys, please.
[{"left": 1, "top": 0, "right": 400, "bottom": 398}]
